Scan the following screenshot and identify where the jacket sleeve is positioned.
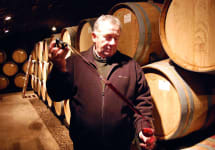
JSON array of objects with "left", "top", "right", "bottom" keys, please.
[
  {"left": 133, "top": 62, "right": 154, "bottom": 135},
  {"left": 46, "top": 61, "right": 73, "bottom": 102}
]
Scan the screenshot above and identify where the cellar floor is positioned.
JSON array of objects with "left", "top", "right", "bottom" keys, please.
[
  {"left": 0, "top": 91, "right": 214, "bottom": 150},
  {"left": 0, "top": 91, "right": 73, "bottom": 150}
]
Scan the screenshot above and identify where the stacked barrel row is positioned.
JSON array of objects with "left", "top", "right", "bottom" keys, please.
[
  {"left": 30, "top": 29, "right": 77, "bottom": 125},
  {"left": 30, "top": 35, "right": 58, "bottom": 107},
  {"left": 141, "top": 0, "right": 215, "bottom": 141},
  {"left": 0, "top": 48, "right": 30, "bottom": 93},
  {"left": 30, "top": 1, "right": 215, "bottom": 149}
]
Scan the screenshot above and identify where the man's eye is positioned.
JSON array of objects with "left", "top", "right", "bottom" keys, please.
[{"left": 106, "top": 36, "right": 118, "bottom": 41}]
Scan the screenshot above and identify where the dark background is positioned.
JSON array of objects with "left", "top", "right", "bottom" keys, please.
[
  {"left": 0, "top": 0, "right": 164, "bottom": 93},
  {"left": 0, "top": 0, "right": 164, "bottom": 47}
]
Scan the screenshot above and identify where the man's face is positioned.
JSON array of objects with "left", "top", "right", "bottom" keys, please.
[{"left": 92, "top": 21, "right": 120, "bottom": 58}]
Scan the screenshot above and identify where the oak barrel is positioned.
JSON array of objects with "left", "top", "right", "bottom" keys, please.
[
  {"left": 14, "top": 73, "right": 25, "bottom": 88},
  {"left": 61, "top": 26, "right": 78, "bottom": 48},
  {"left": 0, "top": 50, "right": 7, "bottom": 64},
  {"left": 22, "top": 60, "right": 28, "bottom": 73},
  {"left": 12, "top": 48, "right": 27, "bottom": 63},
  {"left": 76, "top": 18, "right": 97, "bottom": 52},
  {"left": 41, "top": 61, "right": 52, "bottom": 83},
  {"left": 40, "top": 62, "right": 53, "bottom": 102},
  {"left": 142, "top": 59, "right": 215, "bottom": 140},
  {"left": 3, "top": 61, "right": 18, "bottom": 76},
  {"left": 41, "top": 80, "right": 47, "bottom": 101},
  {"left": 0, "top": 75, "right": 9, "bottom": 90},
  {"left": 160, "top": 0, "right": 215, "bottom": 73},
  {"left": 30, "top": 74, "right": 35, "bottom": 91},
  {"left": 61, "top": 26, "right": 78, "bottom": 58},
  {"left": 33, "top": 61, "right": 39, "bottom": 93},
  {"left": 31, "top": 46, "right": 37, "bottom": 61},
  {"left": 37, "top": 61, "right": 43, "bottom": 81},
  {"left": 42, "top": 33, "right": 61, "bottom": 105},
  {"left": 46, "top": 95, "right": 53, "bottom": 108},
  {"left": 44, "top": 33, "right": 62, "bottom": 61},
  {"left": 30, "top": 47, "right": 37, "bottom": 86},
  {"left": 37, "top": 77, "right": 41, "bottom": 97},
  {"left": 30, "top": 60, "right": 36, "bottom": 92},
  {"left": 43, "top": 38, "right": 51, "bottom": 62},
  {"left": 109, "top": 2, "right": 167, "bottom": 65},
  {"left": 36, "top": 41, "right": 43, "bottom": 62}
]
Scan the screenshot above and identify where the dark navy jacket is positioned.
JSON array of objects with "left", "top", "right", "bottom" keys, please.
[{"left": 47, "top": 46, "right": 153, "bottom": 150}]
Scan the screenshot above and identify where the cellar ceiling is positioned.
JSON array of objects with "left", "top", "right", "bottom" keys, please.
[{"left": 0, "top": 0, "right": 164, "bottom": 39}]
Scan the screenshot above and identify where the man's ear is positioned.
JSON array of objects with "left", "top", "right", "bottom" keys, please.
[{"left": 92, "top": 32, "right": 96, "bottom": 43}]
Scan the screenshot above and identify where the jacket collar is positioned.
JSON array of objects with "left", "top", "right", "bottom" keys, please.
[
  {"left": 86, "top": 45, "right": 123, "bottom": 64},
  {"left": 83, "top": 45, "right": 130, "bottom": 79}
]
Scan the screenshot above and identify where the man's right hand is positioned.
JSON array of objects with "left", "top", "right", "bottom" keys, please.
[{"left": 48, "top": 40, "right": 69, "bottom": 72}]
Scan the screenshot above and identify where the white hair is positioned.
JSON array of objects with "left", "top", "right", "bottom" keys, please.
[{"left": 93, "top": 15, "right": 121, "bottom": 32}]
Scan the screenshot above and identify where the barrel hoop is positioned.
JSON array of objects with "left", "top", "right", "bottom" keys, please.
[
  {"left": 197, "top": 143, "right": 214, "bottom": 150},
  {"left": 124, "top": 3, "right": 145, "bottom": 60},
  {"left": 168, "top": 64, "right": 194, "bottom": 136},
  {"left": 134, "top": 3, "right": 152, "bottom": 62},
  {"left": 159, "top": 0, "right": 172, "bottom": 58},
  {"left": 208, "top": 137, "right": 215, "bottom": 142},
  {"left": 148, "top": 1, "right": 162, "bottom": 12},
  {"left": 179, "top": 81, "right": 194, "bottom": 136},
  {"left": 144, "top": 63, "right": 188, "bottom": 139}
]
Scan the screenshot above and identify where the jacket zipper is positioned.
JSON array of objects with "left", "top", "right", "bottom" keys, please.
[{"left": 101, "top": 87, "right": 105, "bottom": 144}]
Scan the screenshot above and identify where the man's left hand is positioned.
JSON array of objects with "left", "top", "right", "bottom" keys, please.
[{"left": 138, "top": 128, "right": 156, "bottom": 150}]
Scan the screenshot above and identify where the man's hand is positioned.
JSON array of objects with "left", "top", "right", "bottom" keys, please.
[
  {"left": 138, "top": 128, "right": 156, "bottom": 150},
  {"left": 48, "top": 40, "right": 69, "bottom": 72}
]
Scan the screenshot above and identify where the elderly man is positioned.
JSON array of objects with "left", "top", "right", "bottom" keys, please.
[{"left": 47, "top": 15, "right": 156, "bottom": 150}]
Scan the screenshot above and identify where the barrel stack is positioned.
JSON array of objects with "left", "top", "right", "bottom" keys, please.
[
  {"left": 0, "top": 48, "right": 31, "bottom": 93},
  {"left": 142, "top": 0, "right": 215, "bottom": 142},
  {"left": 0, "top": 49, "right": 9, "bottom": 90}
]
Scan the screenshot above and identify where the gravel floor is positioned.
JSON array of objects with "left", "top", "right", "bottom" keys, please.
[{"left": 28, "top": 93, "right": 74, "bottom": 150}]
